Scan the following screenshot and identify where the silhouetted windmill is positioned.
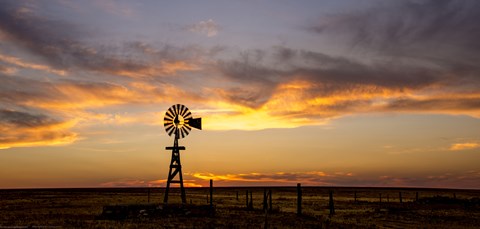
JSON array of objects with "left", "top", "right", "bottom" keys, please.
[{"left": 163, "top": 104, "right": 202, "bottom": 204}]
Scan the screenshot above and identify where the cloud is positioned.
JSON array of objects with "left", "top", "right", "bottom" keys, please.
[
  {"left": 188, "top": 170, "right": 480, "bottom": 189},
  {"left": 100, "top": 178, "right": 202, "bottom": 187},
  {"left": 186, "top": 19, "right": 220, "bottom": 37},
  {"left": 449, "top": 142, "right": 480, "bottom": 151},
  {"left": 190, "top": 171, "right": 352, "bottom": 186},
  {"left": 310, "top": 0, "right": 480, "bottom": 75},
  {"left": 1, "top": 0, "right": 480, "bottom": 141},
  {"left": 0, "top": 109, "right": 77, "bottom": 149},
  {"left": 92, "top": 0, "right": 134, "bottom": 17},
  {"left": 0, "top": 65, "right": 16, "bottom": 74},
  {"left": 0, "top": 52, "right": 66, "bottom": 75},
  {"left": 0, "top": 2, "right": 206, "bottom": 78}
]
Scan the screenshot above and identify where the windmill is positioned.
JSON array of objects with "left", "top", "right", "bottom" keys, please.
[{"left": 163, "top": 104, "right": 202, "bottom": 204}]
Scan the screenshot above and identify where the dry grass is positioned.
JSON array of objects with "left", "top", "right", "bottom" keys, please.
[{"left": 0, "top": 187, "right": 479, "bottom": 228}]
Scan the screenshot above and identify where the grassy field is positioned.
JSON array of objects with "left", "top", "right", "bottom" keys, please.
[{"left": 1, "top": 187, "right": 479, "bottom": 228}]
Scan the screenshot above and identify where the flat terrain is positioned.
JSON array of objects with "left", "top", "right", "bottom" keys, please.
[{"left": 1, "top": 187, "right": 479, "bottom": 228}]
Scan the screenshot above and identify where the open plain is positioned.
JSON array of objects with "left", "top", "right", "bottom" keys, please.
[{"left": 1, "top": 187, "right": 479, "bottom": 228}]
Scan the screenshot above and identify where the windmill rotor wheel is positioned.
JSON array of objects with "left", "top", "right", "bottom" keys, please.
[{"left": 163, "top": 104, "right": 201, "bottom": 139}]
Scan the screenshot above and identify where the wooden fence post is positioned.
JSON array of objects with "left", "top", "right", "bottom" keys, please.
[
  {"left": 249, "top": 191, "right": 253, "bottom": 210},
  {"left": 147, "top": 188, "right": 150, "bottom": 203},
  {"left": 236, "top": 191, "right": 239, "bottom": 201},
  {"left": 354, "top": 191, "right": 357, "bottom": 203},
  {"left": 263, "top": 189, "right": 267, "bottom": 211},
  {"left": 379, "top": 193, "right": 382, "bottom": 203},
  {"left": 329, "top": 190, "right": 335, "bottom": 215},
  {"left": 246, "top": 190, "right": 249, "bottom": 209},
  {"left": 387, "top": 194, "right": 389, "bottom": 202},
  {"left": 416, "top": 192, "right": 419, "bottom": 202},
  {"left": 297, "top": 183, "right": 302, "bottom": 215},
  {"left": 269, "top": 189, "right": 272, "bottom": 212},
  {"left": 399, "top": 192, "right": 402, "bottom": 203},
  {"left": 210, "top": 179, "right": 213, "bottom": 207}
]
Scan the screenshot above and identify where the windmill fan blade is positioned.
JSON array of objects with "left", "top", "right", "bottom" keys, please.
[
  {"left": 175, "top": 104, "right": 181, "bottom": 115},
  {"left": 184, "top": 124, "right": 191, "bottom": 131},
  {"left": 182, "top": 126, "right": 191, "bottom": 138},
  {"left": 180, "top": 104, "right": 187, "bottom": 116},
  {"left": 165, "top": 124, "right": 175, "bottom": 135},
  {"left": 187, "top": 118, "right": 202, "bottom": 130},
  {"left": 180, "top": 127, "right": 186, "bottom": 138},
  {"left": 167, "top": 108, "right": 175, "bottom": 119},
  {"left": 165, "top": 110, "right": 174, "bottom": 120},
  {"left": 184, "top": 110, "right": 192, "bottom": 119}
]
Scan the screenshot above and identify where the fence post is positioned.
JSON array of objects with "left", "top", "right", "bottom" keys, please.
[
  {"left": 236, "top": 191, "right": 239, "bottom": 201},
  {"left": 249, "top": 191, "right": 253, "bottom": 210},
  {"left": 387, "top": 194, "right": 389, "bottom": 202},
  {"left": 263, "top": 189, "right": 267, "bottom": 211},
  {"left": 210, "top": 179, "right": 213, "bottom": 207},
  {"left": 297, "top": 183, "right": 302, "bottom": 215},
  {"left": 379, "top": 193, "right": 382, "bottom": 203},
  {"left": 399, "top": 192, "right": 402, "bottom": 203},
  {"left": 354, "top": 191, "right": 357, "bottom": 203},
  {"left": 269, "top": 189, "right": 272, "bottom": 212},
  {"left": 147, "top": 188, "right": 150, "bottom": 203},
  {"left": 416, "top": 192, "right": 419, "bottom": 202},
  {"left": 246, "top": 190, "right": 249, "bottom": 209},
  {"left": 329, "top": 190, "right": 335, "bottom": 215}
]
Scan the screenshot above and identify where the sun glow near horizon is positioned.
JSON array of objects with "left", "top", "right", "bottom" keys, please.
[{"left": 0, "top": 0, "right": 480, "bottom": 189}]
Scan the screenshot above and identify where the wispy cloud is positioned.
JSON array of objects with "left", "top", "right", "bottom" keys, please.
[
  {"left": 449, "top": 142, "right": 480, "bottom": 151},
  {"left": 170, "top": 170, "right": 480, "bottom": 189},
  {"left": 100, "top": 178, "right": 202, "bottom": 188},
  {"left": 92, "top": 0, "right": 134, "bottom": 17},
  {"left": 0, "top": 53, "right": 66, "bottom": 75},
  {"left": 186, "top": 19, "right": 220, "bottom": 37},
  {"left": 190, "top": 171, "right": 352, "bottom": 186}
]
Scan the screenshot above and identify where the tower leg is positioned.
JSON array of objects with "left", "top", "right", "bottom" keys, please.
[
  {"left": 179, "top": 168, "right": 186, "bottom": 204},
  {"left": 164, "top": 135, "right": 187, "bottom": 205}
]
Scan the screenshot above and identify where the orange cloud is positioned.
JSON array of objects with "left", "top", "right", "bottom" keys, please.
[
  {"left": 100, "top": 178, "right": 203, "bottom": 187},
  {"left": 160, "top": 61, "right": 200, "bottom": 75},
  {"left": 101, "top": 60, "right": 200, "bottom": 78},
  {"left": 0, "top": 53, "right": 66, "bottom": 75},
  {"left": 201, "top": 80, "right": 410, "bottom": 130},
  {"left": 449, "top": 142, "right": 480, "bottom": 151},
  {"left": 189, "top": 171, "right": 351, "bottom": 186},
  {"left": 0, "top": 110, "right": 78, "bottom": 149}
]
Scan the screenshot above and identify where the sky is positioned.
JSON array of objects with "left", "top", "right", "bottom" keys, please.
[{"left": 0, "top": 0, "right": 479, "bottom": 189}]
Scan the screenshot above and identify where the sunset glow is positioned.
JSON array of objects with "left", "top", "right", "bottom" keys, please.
[{"left": 1, "top": 0, "right": 479, "bottom": 189}]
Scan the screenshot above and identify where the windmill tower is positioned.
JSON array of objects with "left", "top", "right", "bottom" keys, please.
[{"left": 163, "top": 104, "right": 202, "bottom": 204}]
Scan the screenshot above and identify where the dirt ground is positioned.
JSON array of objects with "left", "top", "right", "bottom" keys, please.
[{"left": 0, "top": 187, "right": 479, "bottom": 228}]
